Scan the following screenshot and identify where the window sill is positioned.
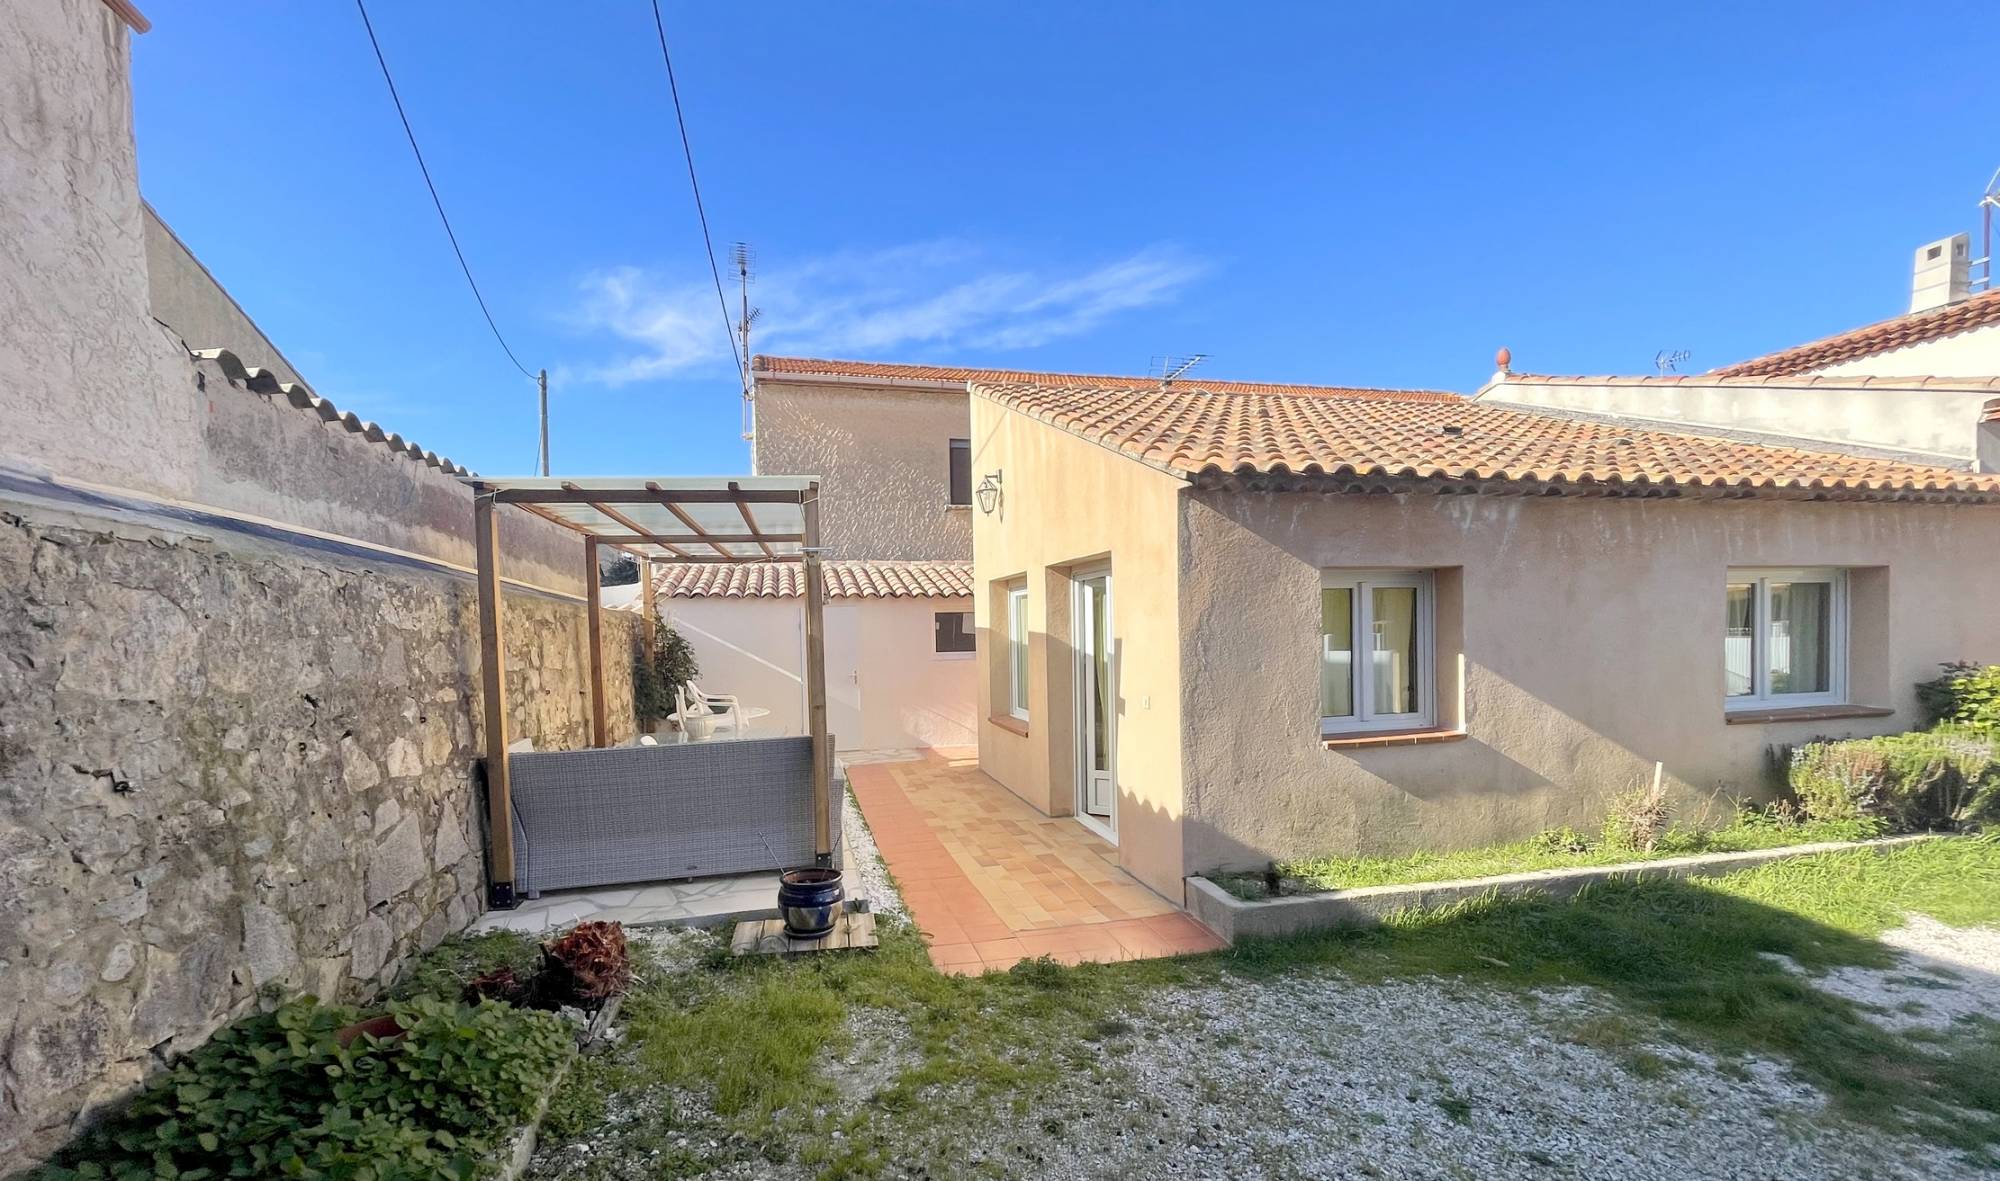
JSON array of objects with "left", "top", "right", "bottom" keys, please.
[
  {"left": 945, "top": 503, "right": 972, "bottom": 512},
  {"left": 1724, "top": 704, "right": 1895, "bottom": 725},
  {"left": 1322, "top": 727, "right": 1467, "bottom": 751},
  {"left": 988, "top": 713, "right": 1029, "bottom": 737}
]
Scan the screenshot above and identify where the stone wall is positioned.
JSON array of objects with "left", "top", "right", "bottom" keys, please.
[{"left": 0, "top": 504, "right": 640, "bottom": 1162}]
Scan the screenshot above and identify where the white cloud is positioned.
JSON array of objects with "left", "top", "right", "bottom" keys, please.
[{"left": 570, "top": 242, "right": 1205, "bottom": 384}]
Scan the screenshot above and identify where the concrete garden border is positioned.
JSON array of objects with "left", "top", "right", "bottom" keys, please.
[{"left": 1185, "top": 834, "right": 1939, "bottom": 944}]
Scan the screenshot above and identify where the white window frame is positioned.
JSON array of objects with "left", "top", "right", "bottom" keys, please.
[
  {"left": 1724, "top": 568, "right": 1848, "bottom": 711},
  {"left": 1006, "top": 584, "right": 1030, "bottom": 720},
  {"left": 1319, "top": 569, "right": 1435, "bottom": 736}
]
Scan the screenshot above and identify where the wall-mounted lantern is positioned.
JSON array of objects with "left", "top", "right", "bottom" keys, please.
[{"left": 975, "top": 471, "right": 1003, "bottom": 515}]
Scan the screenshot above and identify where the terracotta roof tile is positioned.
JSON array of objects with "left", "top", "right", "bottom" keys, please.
[
  {"left": 651, "top": 559, "right": 972, "bottom": 600},
  {"left": 1709, "top": 289, "right": 2000, "bottom": 378},
  {"left": 974, "top": 381, "right": 2000, "bottom": 503},
  {"left": 753, "top": 354, "right": 1459, "bottom": 403}
]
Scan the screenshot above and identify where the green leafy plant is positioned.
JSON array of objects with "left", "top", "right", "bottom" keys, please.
[
  {"left": 1789, "top": 729, "right": 2000, "bottom": 832},
  {"left": 632, "top": 625, "right": 701, "bottom": 723},
  {"left": 34, "top": 996, "right": 571, "bottom": 1181},
  {"left": 1915, "top": 662, "right": 2000, "bottom": 732}
]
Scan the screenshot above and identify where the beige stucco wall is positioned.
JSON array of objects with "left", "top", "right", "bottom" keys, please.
[
  {"left": 0, "top": 0, "right": 198, "bottom": 501},
  {"left": 144, "top": 205, "right": 311, "bottom": 390},
  {"left": 658, "top": 595, "right": 977, "bottom": 750},
  {"left": 1809, "top": 321, "right": 2000, "bottom": 379},
  {"left": 1178, "top": 489, "right": 2000, "bottom": 875},
  {"left": 751, "top": 379, "right": 972, "bottom": 560},
  {"left": 1479, "top": 376, "right": 1995, "bottom": 463},
  {"left": 969, "top": 395, "right": 1190, "bottom": 901}
]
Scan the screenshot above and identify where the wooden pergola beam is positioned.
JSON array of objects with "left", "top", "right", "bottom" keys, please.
[
  {"left": 514, "top": 500, "right": 659, "bottom": 562},
  {"left": 473, "top": 494, "right": 515, "bottom": 907},
  {"left": 801, "top": 481, "right": 832, "bottom": 864},
  {"left": 728, "top": 481, "right": 778, "bottom": 559},
  {"left": 490, "top": 487, "right": 801, "bottom": 505},
  {"left": 562, "top": 483, "right": 698, "bottom": 559},
  {"left": 590, "top": 533, "right": 802, "bottom": 547}
]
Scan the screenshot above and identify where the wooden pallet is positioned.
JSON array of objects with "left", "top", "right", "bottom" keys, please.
[{"left": 731, "top": 911, "right": 878, "bottom": 957}]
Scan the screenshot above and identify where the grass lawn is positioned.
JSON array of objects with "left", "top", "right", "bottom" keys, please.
[
  {"left": 1211, "top": 813, "right": 1887, "bottom": 897},
  {"left": 510, "top": 834, "right": 2000, "bottom": 1179}
]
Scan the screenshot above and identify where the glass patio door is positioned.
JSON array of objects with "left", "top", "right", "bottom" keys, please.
[{"left": 1073, "top": 571, "right": 1115, "bottom": 838}]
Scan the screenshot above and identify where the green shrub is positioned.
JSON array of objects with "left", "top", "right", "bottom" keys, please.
[
  {"left": 1789, "top": 729, "right": 2000, "bottom": 832},
  {"left": 632, "top": 625, "right": 701, "bottom": 723},
  {"left": 1915, "top": 662, "right": 2000, "bottom": 731},
  {"left": 35, "top": 995, "right": 571, "bottom": 1181}
]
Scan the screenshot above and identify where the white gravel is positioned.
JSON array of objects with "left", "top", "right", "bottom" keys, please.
[
  {"left": 840, "top": 784, "right": 906, "bottom": 919},
  {"left": 1772, "top": 915, "right": 2000, "bottom": 1035}
]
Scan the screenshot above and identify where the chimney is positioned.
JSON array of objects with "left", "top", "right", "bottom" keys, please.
[{"left": 1910, "top": 233, "right": 1971, "bottom": 314}]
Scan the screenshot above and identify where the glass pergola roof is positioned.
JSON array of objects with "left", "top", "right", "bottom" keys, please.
[{"left": 462, "top": 475, "right": 818, "bottom": 562}]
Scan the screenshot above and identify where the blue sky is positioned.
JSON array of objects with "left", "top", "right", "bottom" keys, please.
[{"left": 134, "top": 2, "right": 1997, "bottom": 477}]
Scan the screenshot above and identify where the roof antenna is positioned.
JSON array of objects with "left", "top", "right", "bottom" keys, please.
[
  {"left": 1975, "top": 165, "right": 2000, "bottom": 293},
  {"left": 1151, "top": 353, "right": 1207, "bottom": 389},
  {"left": 735, "top": 243, "right": 761, "bottom": 442},
  {"left": 1653, "top": 349, "right": 1691, "bottom": 374}
]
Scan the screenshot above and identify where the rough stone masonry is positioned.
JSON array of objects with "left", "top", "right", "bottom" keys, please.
[{"left": 0, "top": 506, "right": 638, "bottom": 1161}]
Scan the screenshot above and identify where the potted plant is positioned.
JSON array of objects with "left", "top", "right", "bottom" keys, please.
[{"left": 633, "top": 626, "right": 701, "bottom": 734}]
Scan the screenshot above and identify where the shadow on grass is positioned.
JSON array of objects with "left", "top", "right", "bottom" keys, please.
[{"left": 1223, "top": 872, "right": 2000, "bottom": 1160}]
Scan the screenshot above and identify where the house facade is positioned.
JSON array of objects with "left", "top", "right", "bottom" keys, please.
[{"left": 968, "top": 378, "right": 2000, "bottom": 903}]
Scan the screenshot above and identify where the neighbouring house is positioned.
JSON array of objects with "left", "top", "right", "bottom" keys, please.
[
  {"left": 1479, "top": 235, "right": 2000, "bottom": 466},
  {"left": 966, "top": 377, "right": 2000, "bottom": 903},
  {"left": 662, "top": 355, "right": 1468, "bottom": 750}
]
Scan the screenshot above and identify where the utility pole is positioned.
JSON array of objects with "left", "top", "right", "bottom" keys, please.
[
  {"left": 734, "top": 243, "right": 759, "bottom": 442},
  {"left": 537, "top": 368, "right": 550, "bottom": 476}
]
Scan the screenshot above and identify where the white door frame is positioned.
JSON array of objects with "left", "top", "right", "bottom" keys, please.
[{"left": 1071, "top": 567, "right": 1116, "bottom": 844}]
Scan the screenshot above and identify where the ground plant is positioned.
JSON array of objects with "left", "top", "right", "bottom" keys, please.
[
  {"left": 1790, "top": 729, "right": 2000, "bottom": 831},
  {"left": 515, "top": 837, "right": 2000, "bottom": 1178},
  {"left": 32, "top": 996, "right": 571, "bottom": 1181},
  {"left": 1916, "top": 662, "right": 2000, "bottom": 732}
]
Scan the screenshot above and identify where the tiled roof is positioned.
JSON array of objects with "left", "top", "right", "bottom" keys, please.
[
  {"left": 194, "top": 349, "right": 474, "bottom": 476},
  {"left": 973, "top": 381, "right": 2000, "bottom": 502},
  {"left": 650, "top": 559, "right": 973, "bottom": 600},
  {"left": 1491, "top": 372, "right": 2000, "bottom": 392},
  {"left": 752, "top": 354, "right": 1459, "bottom": 403},
  {"left": 1709, "top": 289, "right": 2000, "bottom": 378}
]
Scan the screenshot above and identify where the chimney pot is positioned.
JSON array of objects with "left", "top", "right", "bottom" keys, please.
[{"left": 1910, "top": 233, "right": 1971, "bottom": 314}]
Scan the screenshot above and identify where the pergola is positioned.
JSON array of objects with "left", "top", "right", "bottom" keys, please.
[{"left": 462, "top": 475, "right": 830, "bottom": 908}]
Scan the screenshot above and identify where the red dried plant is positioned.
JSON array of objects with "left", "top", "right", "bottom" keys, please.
[{"left": 540, "top": 920, "right": 632, "bottom": 1008}]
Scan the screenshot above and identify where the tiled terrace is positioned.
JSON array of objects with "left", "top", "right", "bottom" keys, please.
[{"left": 848, "top": 749, "right": 1223, "bottom": 974}]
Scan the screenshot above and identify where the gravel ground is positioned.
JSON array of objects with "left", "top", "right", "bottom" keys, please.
[
  {"left": 1772, "top": 915, "right": 2000, "bottom": 1035},
  {"left": 840, "top": 785, "right": 906, "bottom": 919},
  {"left": 529, "top": 941, "right": 1996, "bottom": 1181}
]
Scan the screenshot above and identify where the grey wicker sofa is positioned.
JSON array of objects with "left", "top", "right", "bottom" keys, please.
[{"left": 504, "top": 736, "right": 843, "bottom": 897}]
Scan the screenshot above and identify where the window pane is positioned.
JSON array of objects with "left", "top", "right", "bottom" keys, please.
[
  {"left": 1724, "top": 583, "right": 1755, "bottom": 697},
  {"left": 1371, "top": 586, "right": 1419, "bottom": 716},
  {"left": 1320, "top": 588, "right": 1354, "bottom": 717},
  {"left": 1008, "top": 591, "right": 1028, "bottom": 712},
  {"left": 1091, "top": 585, "right": 1109, "bottom": 772},
  {"left": 934, "top": 611, "right": 975, "bottom": 653},
  {"left": 1769, "top": 581, "right": 1831, "bottom": 695},
  {"left": 948, "top": 440, "right": 972, "bottom": 505}
]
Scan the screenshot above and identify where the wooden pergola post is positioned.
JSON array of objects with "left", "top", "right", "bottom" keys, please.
[
  {"left": 584, "top": 536, "right": 607, "bottom": 747},
  {"left": 640, "top": 556, "right": 657, "bottom": 729},
  {"left": 473, "top": 493, "right": 515, "bottom": 908},
  {"left": 802, "top": 482, "right": 832, "bottom": 865}
]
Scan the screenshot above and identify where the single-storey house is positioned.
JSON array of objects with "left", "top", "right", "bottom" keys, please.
[{"left": 966, "top": 377, "right": 2000, "bottom": 902}]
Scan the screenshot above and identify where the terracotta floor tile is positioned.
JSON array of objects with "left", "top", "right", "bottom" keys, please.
[{"left": 929, "top": 942, "right": 983, "bottom": 967}]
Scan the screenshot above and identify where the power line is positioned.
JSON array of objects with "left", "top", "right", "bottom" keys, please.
[
  {"left": 647, "top": 0, "right": 745, "bottom": 383},
  {"left": 354, "top": 0, "right": 536, "bottom": 383}
]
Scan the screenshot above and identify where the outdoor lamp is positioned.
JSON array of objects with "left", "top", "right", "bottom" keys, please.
[{"left": 975, "top": 471, "right": 1003, "bottom": 514}]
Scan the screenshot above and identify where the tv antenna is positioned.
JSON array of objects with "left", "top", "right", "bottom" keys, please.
[
  {"left": 735, "top": 242, "right": 761, "bottom": 441},
  {"left": 1653, "top": 348, "right": 1691, "bottom": 374},
  {"left": 1151, "top": 353, "right": 1207, "bottom": 387},
  {"left": 1976, "top": 165, "right": 1999, "bottom": 292}
]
